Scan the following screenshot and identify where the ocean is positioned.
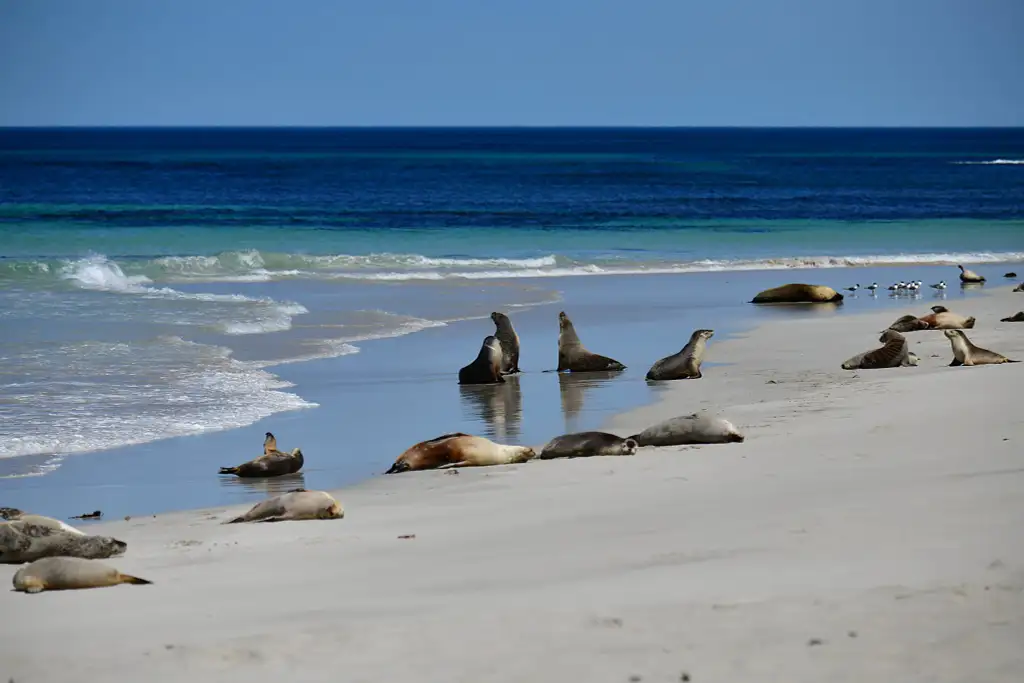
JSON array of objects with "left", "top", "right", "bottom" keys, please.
[{"left": 1, "top": 127, "right": 1022, "bottom": 518}]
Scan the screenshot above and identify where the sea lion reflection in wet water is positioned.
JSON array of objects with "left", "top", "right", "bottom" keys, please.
[{"left": 458, "top": 376, "right": 523, "bottom": 441}]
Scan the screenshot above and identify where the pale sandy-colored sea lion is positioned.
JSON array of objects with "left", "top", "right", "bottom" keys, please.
[
  {"left": 750, "top": 284, "right": 844, "bottom": 304},
  {"left": 841, "top": 329, "right": 918, "bottom": 370},
  {"left": 459, "top": 336, "right": 505, "bottom": 385},
  {"left": 958, "top": 265, "right": 985, "bottom": 283},
  {"left": 219, "top": 432, "right": 304, "bottom": 477},
  {"left": 491, "top": 311, "right": 521, "bottom": 375},
  {"left": 385, "top": 433, "right": 534, "bottom": 473},
  {"left": 0, "top": 521, "right": 126, "bottom": 564},
  {"left": 646, "top": 329, "right": 713, "bottom": 381},
  {"left": 224, "top": 489, "right": 343, "bottom": 523},
  {"left": 557, "top": 311, "right": 625, "bottom": 372},
  {"left": 1000, "top": 312, "right": 1024, "bottom": 323},
  {"left": 888, "top": 314, "right": 931, "bottom": 333},
  {"left": 538, "top": 432, "right": 638, "bottom": 460},
  {"left": 919, "top": 306, "right": 975, "bottom": 330},
  {"left": 944, "top": 330, "right": 1019, "bottom": 367},
  {"left": 0, "top": 508, "right": 85, "bottom": 536},
  {"left": 13, "top": 556, "right": 151, "bottom": 593},
  {"left": 629, "top": 413, "right": 745, "bottom": 447}
]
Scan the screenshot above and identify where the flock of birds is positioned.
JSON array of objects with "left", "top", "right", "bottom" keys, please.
[{"left": 843, "top": 264, "right": 1017, "bottom": 298}]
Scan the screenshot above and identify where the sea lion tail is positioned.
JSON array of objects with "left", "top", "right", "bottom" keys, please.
[
  {"left": 224, "top": 515, "right": 246, "bottom": 524},
  {"left": 218, "top": 466, "right": 239, "bottom": 475},
  {"left": 118, "top": 574, "right": 153, "bottom": 586}
]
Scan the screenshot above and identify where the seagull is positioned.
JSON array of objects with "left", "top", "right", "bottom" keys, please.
[
  {"left": 866, "top": 282, "right": 879, "bottom": 292},
  {"left": 888, "top": 282, "right": 904, "bottom": 291},
  {"left": 930, "top": 280, "right": 947, "bottom": 290},
  {"left": 844, "top": 283, "right": 860, "bottom": 292},
  {"left": 906, "top": 281, "right": 920, "bottom": 292}
]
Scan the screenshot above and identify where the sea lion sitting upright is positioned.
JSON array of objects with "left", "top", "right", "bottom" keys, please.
[
  {"left": 219, "top": 432, "right": 304, "bottom": 477},
  {"left": 841, "top": 329, "right": 918, "bottom": 370},
  {"left": 490, "top": 312, "right": 521, "bottom": 375},
  {"left": 0, "top": 521, "right": 126, "bottom": 564},
  {"left": 224, "top": 489, "right": 343, "bottom": 523},
  {"left": 888, "top": 314, "right": 930, "bottom": 333},
  {"left": 13, "top": 557, "right": 151, "bottom": 593},
  {"left": 919, "top": 306, "right": 975, "bottom": 330},
  {"left": 629, "top": 413, "right": 745, "bottom": 447},
  {"left": 459, "top": 336, "right": 505, "bottom": 385},
  {"left": 958, "top": 265, "right": 985, "bottom": 283},
  {"left": 1000, "top": 312, "right": 1024, "bottom": 323},
  {"left": 646, "top": 329, "right": 714, "bottom": 381},
  {"left": 385, "top": 433, "right": 535, "bottom": 473},
  {"left": 557, "top": 311, "right": 625, "bottom": 372},
  {"left": 0, "top": 508, "right": 85, "bottom": 536},
  {"left": 944, "top": 330, "right": 1019, "bottom": 367},
  {"left": 538, "top": 432, "right": 638, "bottom": 460},
  {"left": 750, "top": 284, "right": 843, "bottom": 304}
]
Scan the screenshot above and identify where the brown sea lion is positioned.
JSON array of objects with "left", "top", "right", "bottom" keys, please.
[
  {"left": 1, "top": 521, "right": 126, "bottom": 564},
  {"left": 750, "top": 283, "right": 844, "bottom": 304},
  {"left": 646, "top": 329, "right": 713, "bottom": 380},
  {"left": 219, "top": 432, "right": 304, "bottom": 477},
  {"left": 459, "top": 336, "right": 505, "bottom": 385},
  {"left": 888, "top": 314, "right": 930, "bottom": 333},
  {"left": 919, "top": 307, "right": 975, "bottom": 330},
  {"left": 13, "top": 557, "right": 152, "bottom": 594},
  {"left": 557, "top": 311, "right": 625, "bottom": 372},
  {"left": 841, "top": 329, "right": 918, "bottom": 370},
  {"left": 538, "top": 432, "right": 638, "bottom": 460},
  {"left": 1000, "top": 312, "right": 1024, "bottom": 323},
  {"left": 490, "top": 311, "right": 521, "bottom": 375},
  {"left": 224, "top": 489, "right": 343, "bottom": 523},
  {"left": 262, "top": 431, "right": 277, "bottom": 454},
  {"left": 944, "top": 330, "right": 1019, "bottom": 366},
  {"left": 958, "top": 265, "right": 985, "bottom": 283},
  {"left": 385, "top": 433, "right": 534, "bottom": 473},
  {"left": 629, "top": 413, "right": 745, "bottom": 446}
]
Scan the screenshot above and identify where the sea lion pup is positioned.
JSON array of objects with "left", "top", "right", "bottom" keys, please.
[
  {"left": 750, "top": 283, "right": 844, "bottom": 304},
  {"left": 646, "top": 329, "right": 714, "bottom": 381},
  {"left": 459, "top": 336, "right": 505, "bottom": 385},
  {"left": 919, "top": 306, "right": 976, "bottom": 330},
  {"left": 1001, "top": 312, "right": 1024, "bottom": 323},
  {"left": 224, "top": 489, "right": 343, "bottom": 523},
  {"left": 13, "top": 557, "right": 151, "bottom": 594},
  {"left": 958, "top": 265, "right": 985, "bottom": 283},
  {"left": 0, "top": 508, "right": 85, "bottom": 536},
  {"left": 944, "top": 329, "right": 1019, "bottom": 367},
  {"left": 841, "top": 329, "right": 917, "bottom": 370},
  {"left": 888, "top": 314, "right": 931, "bottom": 333},
  {"left": 0, "top": 521, "right": 126, "bottom": 564},
  {"left": 629, "top": 413, "right": 745, "bottom": 447},
  {"left": 557, "top": 311, "right": 626, "bottom": 372},
  {"left": 385, "top": 433, "right": 534, "bottom": 473},
  {"left": 490, "top": 311, "right": 521, "bottom": 375},
  {"left": 538, "top": 432, "right": 638, "bottom": 460},
  {"left": 219, "top": 446, "right": 304, "bottom": 477}
]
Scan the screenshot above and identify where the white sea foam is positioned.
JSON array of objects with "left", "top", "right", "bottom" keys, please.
[{"left": 953, "top": 159, "right": 1024, "bottom": 165}]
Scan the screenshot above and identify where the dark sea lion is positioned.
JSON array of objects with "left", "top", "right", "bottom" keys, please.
[
  {"left": 490, "top": 311, "right": 521, "bottom": 375},
  {"left": 224, "top": 490, "right": 343, "bottom": 523},
  {"left": 750, "top": 284, "right": 844, "bottom": 304},
  {"left": 957, "top": 265, "right": 985, "bottom": 283},
  {"left": 459, "top": 336, "right": 505, "bottom": 385},
  {"left": 219, "top": 433, "right": 304, "bottom": 477},
  {"left": 1015, "top": 283, "right": 1024, "bottom": 292},
  {"left": 841, "top": 329, "right": 918, "bottom": 370},
  {"left": 538, "top": 432, "right": 638, "bottom": 460},
  {"left": 1006, "top": 272, "right": 1018, "bottom": 278},
  {"left": 646, "top": 329, "right": 714, "bottom": 381},
  {"left": 944, "top": 330, "right": 1019, "bottom": 366},
  {"left": 0, "top": 521, "right": 127, "bottom": 564},
  {"left": 919, "top": 308, "right": 975, "bottom": 329},
  {"left": 385, "top": 433, "right": 534, "bottom": 473},
  {"left": 629, "top": 413, "right": 745, "bottom": 447},
  {"left": 557, "top": 311, "right": 625, "bottom": 372},
  {"left": 1000, "top": 312, "right": 1024, "bottom": 323},
  {"left": 13, "top": 557, "right": 152, "bottom": 593},
  {"left": 888, "top": 314, "right": 930, "bottom": 333}
]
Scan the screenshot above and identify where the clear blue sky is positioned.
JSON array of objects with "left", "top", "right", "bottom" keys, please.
[{"left": 1, "top": 0, "right": 1021, "bottom": 127}]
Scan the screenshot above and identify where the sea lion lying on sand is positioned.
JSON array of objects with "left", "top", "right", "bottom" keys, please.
[
  {"left": 13, "top": 557, "right": 151, "bottom": 594},
  {"left": 1000, "top": 312, "right": 1024, "bottom": 323},
  {"left": 841, "top": 329, "right": 918, "bottom": 370},
  {"left": 646, "top": 329, "right": 713, "bottom": 380},
  {"left": 888, "top": 314, "right": 931, "bottom": 333},
  {"left": 386, "top": 433, "right": 535, "bottom": 473},
  {"left": 629, "top": 413, "right": 745, "bottom": 447},
  {"left": 224, "top": 489, "right": 343, "bottom": 523},
  {"left": 459, "top": 336, "right": 505, "bottom": 385},
  {"left": 1015, "top": 283, "right": 1024, "bottom": 293},
  {"left": 0, "top": 521, "right": 126, "bottom": 564},
  {"left": 919, "top": 306, "right": 975, "bottom": 330},
  {"left": 750, "top": 284, "right": 844, "bottom": 304},
  {"left": 944, "top": 330, "right": 1019, "bottom": 367},
  {"left": 219, "top": 432, "right": 304, "bottom": 477},
  {"left": 557, "top": 312, "right": 626, "bottom": 372},
  {"left": 538, "top": 432, "right": 638, "bottom": 460}
]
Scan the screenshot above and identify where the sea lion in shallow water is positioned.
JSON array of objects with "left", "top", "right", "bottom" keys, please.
[
  {"left": 958, "top": 265, "right": 985, "bottom": 283},
  {"left": 219, "top": 432, "right": 304, "bottom": 477},
  {"left": 841, "top": 329, "right": 918, "bottom": 370},
  {"left": 944, "top": 330, "right": 1019, "bottom": 367},
  {"left": 629, "top": 413, "right": 745, "bottom": 447},
  {"left": 919, "top": 308, "right": 975, "bottom": 330},
  {"left": 459, "top": 336, "right": 505, "bottom": 385},
  {"left": 13, "top": 556, "right": 151, "bottom": 593},
  {"left": 491, "top": 312, "right": 521, "bottom": 375},
  {"left": 0, "top": 521, "right": 126, "bottom": 564},
  {"left": 750, "top": 284, "right": 844, "bottom": 304},
  {"left": 1006, "top": 272, "right": 1018, "bottom": 278},
  {"left": 386, "top": 433, "right": 534, "bottom": 473},
  {"left": 557, "top": 311, "right": 625, "bottom": 372},
  {"left": 0, "top": 508, "right": 85, "bottom": 536},
  {"left": 646, "top": 329, "right": 714, "bottom": 380},
  {"left": 888, "top": 314, "right": 931, "bottom": 333},
  {"left": 1001, "top": 312, "right": 1024, "bottom": 323},
  {"left": 538, "top": 432, "right": 638, "bottom": 460},
  {"left": 225, "top": 489, "right": 343, "bottom": 523}
]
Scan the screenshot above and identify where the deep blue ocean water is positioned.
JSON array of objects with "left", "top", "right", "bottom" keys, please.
[{"left": 1, "top": 127, "right": 1022, "bottom": 488}]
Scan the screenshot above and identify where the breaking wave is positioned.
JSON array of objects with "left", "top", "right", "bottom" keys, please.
[{"left": 953, "top": 159, "right": 1024, "bottom": 165}]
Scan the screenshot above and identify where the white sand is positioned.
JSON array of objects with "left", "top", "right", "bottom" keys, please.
[{"left": 4, "top": 287, "right": 1023, "bottom": 683}]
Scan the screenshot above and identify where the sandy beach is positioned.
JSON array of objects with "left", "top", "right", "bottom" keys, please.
[{"left": 3, "top": 283, "right": 1022, "bottom": 683}]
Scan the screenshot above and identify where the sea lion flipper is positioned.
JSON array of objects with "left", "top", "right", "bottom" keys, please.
[
  {"left": 437, "top": 461, "right": 470, "bottom": 469},
  {"left": 118, "top": 573, "right": 152, "bottom": 586},
  {"left": 218, "top": 466, "right": 239, "bottom": 475},
  {"left": 948, "top": 359, "right": 962, "bottom": 367}
]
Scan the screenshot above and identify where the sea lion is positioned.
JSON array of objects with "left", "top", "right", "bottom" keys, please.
[
  {"left": 1015, "top": 283, "right": 1024, "bottom": 293},
  {"left": 888, "top": 314, "right": 930, "bottom": 333},
  {"left": 385, "top": 433, "right": 534, "bottom": 473},
  {"left": 919, "top": 307, "right": 975, "bottom": 330},
  {"left": 1000, "top": 312, "right": 1024, "bottom": 323},
  {"left": 459, "top": 336, "right": 505, "bottom": 385},
  {"left": 1006, "top": 272, "right": 1018, "bottom": 278},
  {"left": 958, "top": 265, "right": 985, "bottom": 283},
  {"left": 490, "top": 312, "right": 521, "bottom": 375},
  {"left": 262, "top": 431, "right": 277, "bottom": 454},
  {"left": 219, "top": 438, "right": 304, "bottom": 478},
  {"left": 538, "top": 432, "right": 638, "bottom": 460},
  {"left": 629, "top": 413, "right": 745, "bottom": 447},
  {"left": 0, "top": 521, "right": 126, "bottom": 564},
  {"left": 646, "top": 329, "right": 714, "bottom": 380},
  {"left": 750, "top": 284, "right": 844, "bottom": 304},
  {"left": 12, "top": 557, "right": 151, "bottom": 593},
  {"left": 944, "top": 330, "right": 1019, "bottom": 367},
  {"left": 224, "top": 489, "right": 343, "bottom": 523},
  {"left": 0, "top": 508, "right": 85, "bottom": 536},
  {"left": 557, "top": 311, "right": 625, "bottom": 372},
  {"left": 841, "top": 329, "right": 918, "bottom": 370}
]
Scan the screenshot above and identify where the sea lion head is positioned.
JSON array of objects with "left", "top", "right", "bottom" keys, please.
[
  {"left": 385, "top": 460, "right": 410, "bottom": 475},
  {"left": 91, "top": 536, "right": 128, "bottom": 558},
  {"left": 878, "top": 329, "right": 903, "bottom": 344},
  {"left": 622, "top": 438, "right": 639, "bottom": 455},
  {"left": 931, "top": 305, "right": 949, "bottom": 314},
  {"left": 290, "top": 448, "right": 303, "bottom": 458},
  {"left": 507, "top": 446, "right": 536, "bottom": 464},
  {"left": 558, "top": 311, "right": 570, "bottom": 330},
  {"left": 943, "top": 329, "right": 963, "bottom": 340},
  {"left": 0, "top": 507, "right": 24, "bottom": 521},
  {"left": 695, "top": 329, "right": 714, "bottom": 341},
  {"left": 963, "top": 317, "right": 976, "bottom": 329},
  {"left": 322, "top": 499, "right": 344, "bottom": 519},
  {"left": 491, "top": 311, "right": 510, "bottom": 326}
]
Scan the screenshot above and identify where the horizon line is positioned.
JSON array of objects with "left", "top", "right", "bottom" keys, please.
[{"left": 2, "top": 124, "right": 1023, "bottom": 131}]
